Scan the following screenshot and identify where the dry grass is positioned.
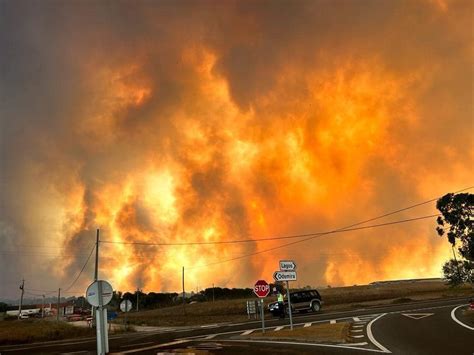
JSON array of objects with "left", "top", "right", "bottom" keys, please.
[
  {"left": 0, "top": 320, "right": 94, "bottom": 345},
  {"left": 118, "top": 281, "right": 473, "bottom": 327},
  {"left": 121, "top": 298, "right": 252, "bottom": 326},
  {"left": 319, "top": 281, "right": 472, "bottom": 305},
  {"left": 248, "top": 322, "right": 349, "bottom": 343}
]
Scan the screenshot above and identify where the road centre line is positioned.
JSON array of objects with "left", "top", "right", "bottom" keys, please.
[
  {"left": 367, "top": 313, "right": 391, "bottom": 354},
  {"left": 274, "top": 326, "right": 285, "bottom": 331},
  {"left": 242, "top": 330, "right": 254, "bottom": 335},
  {"left": 451, "top": 305, "right": 474, "bottom": 330},
  {"left": 203, "top": 339, "right": 386, "bottom": 353}
]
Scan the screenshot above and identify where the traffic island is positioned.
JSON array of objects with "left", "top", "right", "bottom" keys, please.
[{"left": 241, "top": 322, "right": 349, "bottom": 343}]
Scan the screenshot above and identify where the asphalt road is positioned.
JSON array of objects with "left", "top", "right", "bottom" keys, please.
[{"left": 0, "top": 297, "right": 472, "bottom": 354}]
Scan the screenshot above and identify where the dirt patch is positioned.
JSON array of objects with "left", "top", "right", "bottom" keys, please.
[{"left": 246, "top": 322, "right": 349, "bottom": 343}]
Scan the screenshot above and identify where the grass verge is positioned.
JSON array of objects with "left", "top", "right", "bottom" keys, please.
[
  {"left": 246, "top": 322, "right": 349, "bottom": 343},
  {"left": 0, "top": 320, "right": 95, "bottom": 345}
]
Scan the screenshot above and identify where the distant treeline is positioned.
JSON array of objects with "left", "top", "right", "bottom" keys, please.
[{"left": 3, "top": 285, "right": 289, "bottom": 311}]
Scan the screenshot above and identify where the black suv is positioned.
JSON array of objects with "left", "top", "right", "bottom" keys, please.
[{"left": 268, "top": 289, "right": 322, "bottom": 316}]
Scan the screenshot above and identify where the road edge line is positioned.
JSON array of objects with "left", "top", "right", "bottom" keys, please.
[
  {"left": 111, "top": 339, "right": 190, "bottom": 354},
  {"left": 367, "top": 313, "right": 391, "bottom": 353},
  {"left": 208, "top": 339, "right": 387, "bottom": 353},
  {"left": 450, "top": 305, "right": 474, "bottom": 331}
]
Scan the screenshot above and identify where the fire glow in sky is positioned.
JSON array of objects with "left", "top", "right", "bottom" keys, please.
[{"left": 0, "top": 0, "right": 472, "bottom": 298}]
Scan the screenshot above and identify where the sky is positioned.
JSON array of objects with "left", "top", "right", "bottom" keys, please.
[{"left": 0, "top": 0, "right": 473, "bottom": 300}]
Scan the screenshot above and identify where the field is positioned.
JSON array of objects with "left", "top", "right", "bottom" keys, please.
[
  {"left": 0, "top": 320, "right": 94, "bottom": 345},
  {"left": 119, "top": 281, "right": 473, "bottom": 327}
]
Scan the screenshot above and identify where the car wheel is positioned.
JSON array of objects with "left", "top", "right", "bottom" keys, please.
[{"left": 311, "top": 302, "right": 320, "bottom": 312}]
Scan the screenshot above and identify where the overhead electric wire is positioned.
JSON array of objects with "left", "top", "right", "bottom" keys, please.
[
  {"left": 100, "top": 214, "right": 440, "bottom": 247},
  {"left": 100, "top": 186, "right": 473, "bottom": 248},
  {"left": 186, "top": 186, "right": 474, "bottom": 269},
  {"left": 22, "top": 244, "right": 96, "bottom": 295},
  {"left": 62, "top": 244, "right": 96, "bottom": 292}
]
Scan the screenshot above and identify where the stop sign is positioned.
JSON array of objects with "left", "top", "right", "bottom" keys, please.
[{"left": 254, "top": 280, "right": 270, "bottom": 298}]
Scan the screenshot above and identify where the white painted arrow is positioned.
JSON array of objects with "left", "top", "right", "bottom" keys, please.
[{"left": 402, "top": 313, "right": 434, "bottom": 320}]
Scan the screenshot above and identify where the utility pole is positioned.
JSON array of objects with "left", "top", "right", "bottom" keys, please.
[
  {"left": 57, "top": 288, "right": 61, "bottom": 321},
  {"left": 182, "top": 266, "right": 186, "bottom": 315},
  {"left": 93, "top": 229, "right": 99, "bottom": 327},
  {"left": 42, "top": 294, "right": 45, "bottom": 318},
  {"left": 18, "top": 279, "right": 25, "bottom": 320},
  {"left": 136, "top": 288, "right": 139, "bottom": 312},
  {"left": 94, "top": 229, "right": 100, "bottom": 281}
]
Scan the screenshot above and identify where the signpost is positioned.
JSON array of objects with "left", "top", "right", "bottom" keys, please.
[
  {"left": 86, "top": 280, "right": 113, "bottom": 355},
  {"left": 273, "top": 260, "right": 297, "bottom": 330},
  {"left": 279, "top": 260, "right": 296, "bottom": 271},
  {"left": 120, "top": 299, "right": 132, "bottom": 330},
  {"left": 253, "top": 280, "right": 269, "bottom": 333},
  {"left": 273, "top": 271, "right": 297, "bottom": 282}
]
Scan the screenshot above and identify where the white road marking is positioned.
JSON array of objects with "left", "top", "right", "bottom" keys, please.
[
  {"left": 353, "top": 317, "right": 362, "bottom": 322},
  {"left": 330, "top": 319, "right": 336, "bottom": 324},
  {"left": 351, "top": 329, "right": 363, "bottom": 333},
  {"left": 367, "top": 313, "right": 391, "bottom": 353},
  {"left": 401, "top": 313, "right": 434, "bottom": 320},
  {"left": 178, "top": 302, "right": 467, "bottom": 343},
  {"left": 352, "top": 324, "right": 364, "bottom": 328},
  {"left": 451, "top": 305, "right": 474, "bottom": 331},
  {"left": 206, "top": 339, "right": 387, "bottom": 353},
  {"left": 120, "top": 342, "right": 155, "bottom": 348},
  {"left": 274, "top": 326, "right": 285, "bottom": 331},
  {"left": 303, "top": 322, "right": 312, "bottom": 327},
  {"left": 200, "top": 324, "right": 219, "bottom": 328},
  {"left": 241, "top": 329, "right": 254, "bottom": 335},
  {"left": 204, "top": 334, "right": 218, "bottom": 340},
  {"left": 351, "top": 335, "right": 365, "bottom": 338},
  {"left": 112, "top": 339, "right": 190, "bottom": 354}
]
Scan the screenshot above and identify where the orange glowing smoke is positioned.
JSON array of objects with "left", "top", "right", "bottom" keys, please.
[{"left": 53, "top": 46, "right": 463, "bottom": 292}]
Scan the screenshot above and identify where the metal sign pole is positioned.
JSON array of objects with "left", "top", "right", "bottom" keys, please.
[
  {"left": 286, "top": 280, "right": 293, "bottom": 330},
  {"left": 260, "top": 299, "right": 265, "bottom": 333},
  {"left": 125, "top": 300, "right": 128, "bottom": 331}
]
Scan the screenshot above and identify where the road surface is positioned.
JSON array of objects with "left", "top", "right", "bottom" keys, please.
[{"left": 0, "top": 297, "right": 472, "bottom": 354}]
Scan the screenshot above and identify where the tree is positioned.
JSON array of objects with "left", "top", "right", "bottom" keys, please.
[
  {"left": 436, "top": 193, "right": 473, "bottom": 261},
  {"left": 442, "top": 259, "right": 474, "bottom": 286}
]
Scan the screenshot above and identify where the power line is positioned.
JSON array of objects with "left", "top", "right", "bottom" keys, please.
[
  {"left": 100, "top": 214, "right": 440, "bottom": 247},
  {"left": 100, "top": 186, "right": 473, "bottom": 248},
  {"left": 63, "top": 244, "right": 96, "bottom": 292},
  {"left": 22, "top": 244, "right": 96, "bottom": 295},
  {"left": 186, "top": 214, "right": 441, "bottom": 269}
]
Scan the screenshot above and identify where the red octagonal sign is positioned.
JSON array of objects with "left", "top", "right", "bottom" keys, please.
[{"left": 254, "top": 279, "right": 270, "bottom": 298}]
